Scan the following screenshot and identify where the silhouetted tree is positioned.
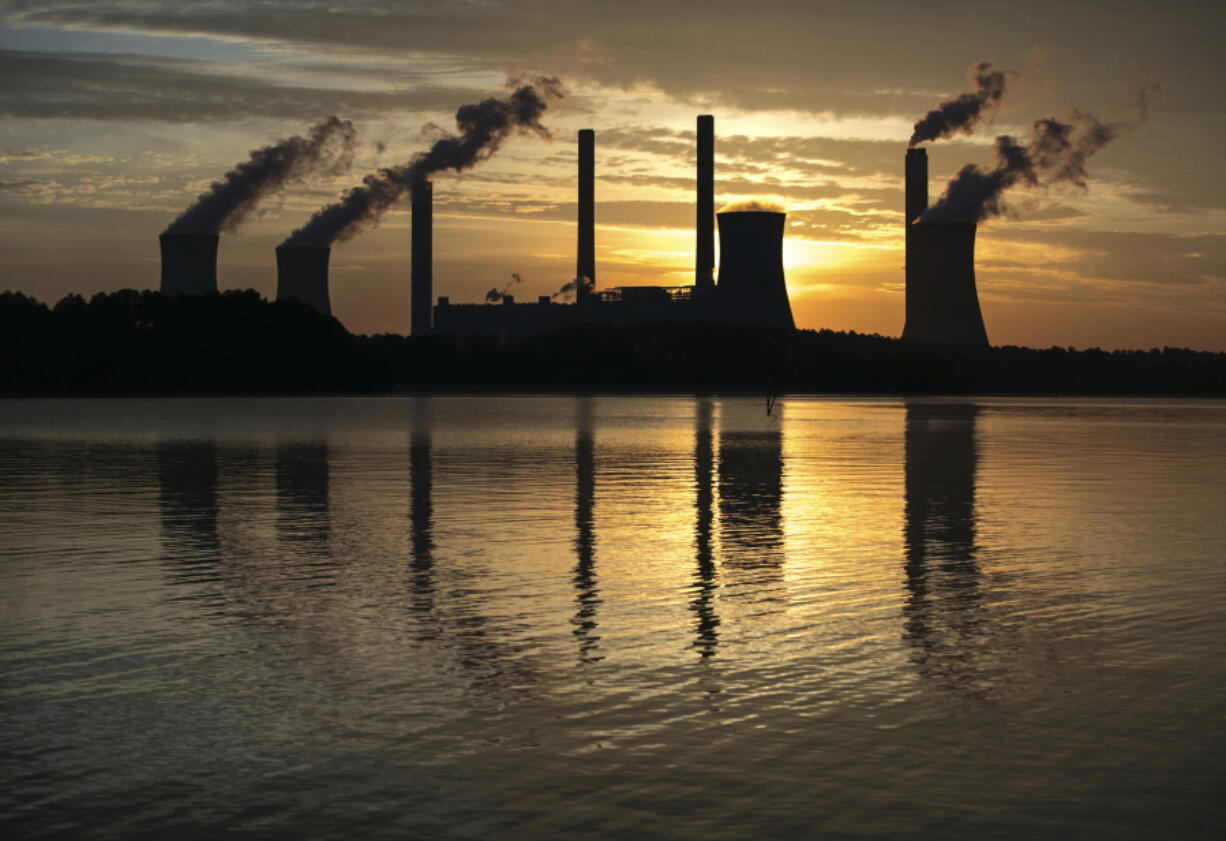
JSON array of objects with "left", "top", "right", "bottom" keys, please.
[{"left": 1, "top": 289, "right": 1224, "bottom": 396}]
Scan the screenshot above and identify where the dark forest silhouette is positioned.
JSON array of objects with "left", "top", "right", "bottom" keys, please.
[{"left": 2, "top": 288, "right": 1224, "bottom": 396}]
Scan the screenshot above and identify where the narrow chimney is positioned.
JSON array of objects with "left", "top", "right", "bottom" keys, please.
[
  {"left": 576, "top": 129, "right": 595, "bottom": 301},
  {"left": 904, "top": 148, "right": 928, "bottom": 340},
  {"left": 411, "top": 180, "right": 433, "bottom": 336},
  {"left": 905, "top": 147, "right": 928, "bottom": 225},
  {"left": 696, "top": 115, "right": 715, "bottom": 287}
]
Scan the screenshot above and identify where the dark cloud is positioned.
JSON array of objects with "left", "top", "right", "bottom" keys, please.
[
  {"left": 0, "top": 49, "right": 473, "bottom": 122},
  {"left": 597, "top": 172, "right": 895, "bottom": 208},
  {"left": 0, "top": 177, "right": 51, "bottom": 193},
  {"left": 985, "top": 228, "right": 1226, "bottom": 288},
  {"left": 10, "top": 0, "right": 1217, "bottom": 119},
  {"left": 594, "top": 126, "right": 902, "bottom": 178},
  {"left": 1008, "top": 202, "right": 1089, "bottom": 222},
  {"left": 431, "top": 196, "right": 880, "bottom": 242}
]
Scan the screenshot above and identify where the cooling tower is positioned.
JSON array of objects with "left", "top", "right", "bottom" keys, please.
[
  {"left": 159, "top": 234, "right": 218, "bottom": 296},
  {"left": 577, "top": 129, "right": 595, "bottom": 302},
  {"left": 696, "top": 115, "right": 715, "bottom": 287},
  {"left": 902, "top": 222, "right": 989, "bottom": 346},
  {"left": 411, "top": 181, "right": 433, "bottom": 336},
  {"left": 715, "top": 211, "right": 795, "bottom": 329},
  {"left": 275, "top": 246, "right": 331, "bottom": 316}
]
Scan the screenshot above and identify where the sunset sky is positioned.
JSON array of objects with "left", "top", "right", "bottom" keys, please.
[{"left": 1, "top": 0, "right": 1223, "bottom": 350}]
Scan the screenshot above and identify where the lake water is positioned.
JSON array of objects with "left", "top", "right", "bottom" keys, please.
[{"left": 2, "top": 395, "right": 1225, "bottom": 840}]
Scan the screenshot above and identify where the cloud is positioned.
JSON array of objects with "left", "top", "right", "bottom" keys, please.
[
  {"left": 594, "top": 125, "right": 903, "bottom": 178},
  {"left": 0, "top": 49, "right": 475, "bottom": 122},
  {"left": 984, "top": 228, "right": 1226, "bottom": 288},
  {"left": 0, "top": 177, "right": 55, "bottom": 195}
]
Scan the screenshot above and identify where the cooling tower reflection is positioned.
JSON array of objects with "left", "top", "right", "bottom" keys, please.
[
  {"left": 718, "top": 407, "right": 786, "bottom": 601},
  {"left": 275, "top": 441, "right": 331, "bottom": 550},
  {"left": 902, "top": 401, "right": 985, "bottom": 695},
  {"left": 157, "top": 440, "right": 223, "bottom": 602}
]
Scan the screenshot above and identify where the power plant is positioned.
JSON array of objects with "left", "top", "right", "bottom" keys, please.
[
  {"left": 903, "top": 148, "right": 989, "bottom": 346},
  {"left": 430, "top": 116, "right": 795, "bottom": 336},
  {"left": 156, "top": 115, "right": 992, "bottom": 345}
]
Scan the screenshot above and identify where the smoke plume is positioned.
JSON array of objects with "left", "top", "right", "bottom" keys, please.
[
  {"left": 485, "top": 272, "right": 524, "bottom": 303},
  {"left": 920, "top": 68, "right": 1157, "bottom": 223},
  {"left": 919, "top": 135, "right": 1037, "bottom": 223},
  {"left": 164, "top": 117, "right": 356, "bottom": 236},
  {"left": 551, "top": 276, "right": 592, "bottom": 301},
  {"left": 909, "top": 62, "right": 1011, "bottom": 147},
  {"left": 282, "top": 77, "right": 563, "bottom": 247},
  {"left": 922, "top": 109, "right": 1148, "bottom": 223}
]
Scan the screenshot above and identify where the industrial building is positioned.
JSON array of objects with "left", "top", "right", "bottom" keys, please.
[
  {"left": 902, "top": 148, "right": 989, "bottom": 346},
  {"left": 158, "top": 115, "right": 989, "bottom": 346},
  {"left": 429, "top": 115, "right": 796, "bottom": 337}
]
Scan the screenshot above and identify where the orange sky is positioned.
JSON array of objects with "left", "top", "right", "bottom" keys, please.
[{"left": 1, "top": 1, "right": 1223, "bottom": 350}]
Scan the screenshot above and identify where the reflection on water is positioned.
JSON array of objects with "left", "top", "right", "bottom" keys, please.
[
  {"left": 275, "top": 441, "right": 331, "bottom": 552},
  {"left": 718, "top": 407, "right": 785, "bottom": 610},
  {"left": 157, "top": 441, "right": 222, "bottom": 603},
  {"left": 409, "top": 404, "right": 435, "bottom": 619},
  {"left": 5, "top": 395, "right": 1226, "bottom": 841},
  {"left": 691, "top": 398, "right": 719, "bottom": 658},
  {"left": 572, "top": 397, "right": 601, "bottom": 663},
  {"left": 902, "top": 402, "right": 985, "bottom": 695}
]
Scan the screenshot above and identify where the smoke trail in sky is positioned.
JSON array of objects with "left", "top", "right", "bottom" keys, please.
[
  {"left": 165, "top": 117, "right": 356, "bottom": 235},
  {"left": 909, "top": 62, "right": 1011, "bottom": 147},
  {"left": 551, "top": 276, "right": 592, "bottom": 301},
  {"left": 921, "top": 71, "right": 1158, "bottom": 223},
  {"left": 282, "top": 77, "right": 563, "bottom": 248},
  {"left": 485, "top": 272, "right": 524, "bottom": 303}
]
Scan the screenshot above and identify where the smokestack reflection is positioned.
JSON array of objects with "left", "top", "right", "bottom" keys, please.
[
  {"left": 696, "top": 114, "right": 715, "bottom": 287},
  {"left": 571, "top": 397, "right": 602, "bottom": 663},
  {"left": 718, "top": 409, "right": 786, "bottom": 594},
  {"left": 902, "top": 401, "right": 984, "bottom": 694},
  {"left": 275, "top": 442, "right": 331, "bottom": 551},
  {"left": 692, "top": 398, "right": 719, "bottom": 657},
  {"left": 409, "top": 398, "right": 436, "bottom": 619}
]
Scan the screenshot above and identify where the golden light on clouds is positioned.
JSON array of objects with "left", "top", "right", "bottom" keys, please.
[{"left": 718, "top": 199, "right": 787, "bottom": 213}]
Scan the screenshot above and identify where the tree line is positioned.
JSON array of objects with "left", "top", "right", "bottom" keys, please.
[{"left": 2, "top": 289, "right": 1224, "bottom": 396}]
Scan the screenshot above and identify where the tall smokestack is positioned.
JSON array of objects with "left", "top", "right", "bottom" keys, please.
[
  {"left": 904, "top": 147, "right": 927, "bottom": 337},
  {"left": 159, "top": 233, "right": 218, "bottom": 296},
  {"left": 696, "top": 115, "right": 715, "bottom": 287},
  {"left": 906, "top": 148, "right": 928, "bottom": 225},
  {"left": 411, "top": 181, "right": 433, "bottom": 336},
  {"left": 902, "top": 222, "right": 989, "bottom": 346},
  {"left": 576, "top": 129, "right": 595, "bottom": 301},
  {"left": 715, "top": 210, "right": 794, "bottom": 329},
  {"left": 275, "top": 246, "right": 331, "bottom": 316}
]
